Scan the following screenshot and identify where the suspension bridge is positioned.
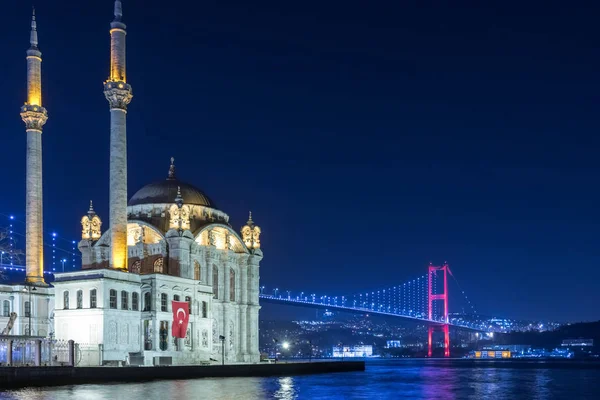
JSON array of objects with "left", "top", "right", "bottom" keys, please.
[
  {"left": 2, "top": 214, "right": 482, "bottom": 357},
  {"left": 260, "top": 262, "right": 487, "bottom": 357}
]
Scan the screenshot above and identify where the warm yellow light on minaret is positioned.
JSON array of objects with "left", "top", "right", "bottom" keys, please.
[
  {"left": 109, "top": 1, "right": 127, "bottom": 83},
  {"left": 26, "top": 9, "right": 42, "bottom": 107},
  {"left": 21, "top": 7, "right": 47, "bottom": 285}
]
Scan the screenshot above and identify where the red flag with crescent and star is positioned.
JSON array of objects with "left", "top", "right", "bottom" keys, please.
[{"left": 171, "top": 301, "right": 190, "bottom": 338}]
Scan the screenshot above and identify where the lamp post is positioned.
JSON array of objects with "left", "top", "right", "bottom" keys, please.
[
  {"left": 219, "top": 335, "right": 225, "bottom": 365},
  {"left": 282, "top": 341, "right": 290, "bottom": 362},
  {"left": 60, "top": 258, "right": 67, "bottom": 272},
  {"left": 23, "top": 283, "right": 37, "bottom": 336},
  {"left": 1, "top": 251, "right": 4, "bottom": 266}
]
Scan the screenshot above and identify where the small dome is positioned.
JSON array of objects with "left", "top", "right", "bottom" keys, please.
[{"left": 128, "top": 158, "right": 217, "bottom": 208}]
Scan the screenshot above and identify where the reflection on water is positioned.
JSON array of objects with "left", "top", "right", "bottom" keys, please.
[{"left": 1, "top": 360, "right": 599, "bottom": 400}]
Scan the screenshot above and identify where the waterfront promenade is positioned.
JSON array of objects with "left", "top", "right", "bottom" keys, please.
[{"left": 0, "top": 361, "right": 365, "bottom": 389}]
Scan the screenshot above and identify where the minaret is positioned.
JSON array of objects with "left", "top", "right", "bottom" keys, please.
[
  {"left": 104, "top": 0, "right": 133, "bottom": 271},
  {"left": 20, "top": 8, "right": 47, "bottom": 284}
]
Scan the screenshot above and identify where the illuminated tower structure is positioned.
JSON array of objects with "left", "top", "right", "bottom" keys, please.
[
  {"left": 428, "top": 262, "right": 450, "bottom": 357},
  {"left": 104, "top": 0, "right": 133, "bottom": 271},
  {"left": 53, "top": 2, "right": 262, "bottom": 365},
  {"left": 20, "top": 9, "right": 47, "bottom": 285}
]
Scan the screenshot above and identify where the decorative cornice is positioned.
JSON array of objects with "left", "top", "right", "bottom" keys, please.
[
  {"left": 20, "top": 105, "right": 48, "bottom": 132},
  {"left": 104, "top": 80, "right": 133, "bottom": 110}
]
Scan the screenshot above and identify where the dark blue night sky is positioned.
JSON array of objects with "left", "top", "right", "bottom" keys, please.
[{"left": 1, "top": 0, "right": 599, "bottom": 322}]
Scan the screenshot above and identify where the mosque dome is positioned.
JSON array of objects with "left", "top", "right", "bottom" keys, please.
[{"left": 128, "top": 158, "right": 217, "bottom": 208}]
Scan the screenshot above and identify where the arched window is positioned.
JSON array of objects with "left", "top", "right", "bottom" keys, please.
[
  {"left": 90, "top": 289, "right": 97, "bottom": 309},
  {"left": 121, "top": 291, "right": 129, "bottom": 310},
  {"left": 3, "top": 300, "right": 10, "bottom": 317},
  {"left": 173, "top": 294, "right": 180, "bottom": 302},
  {"left": 212, "top": 266, "right": 219, "bottom": 299},
  {"left": 76, "top": 290, "right": 83, "bottom": 309},
  {"left": 24, "top": 301, "right": 31, "bottom": 317},
  {"left": 185, "top": 296, "right": 191, "bottom": 314},
  {"left": 131, "top": 260, "right": 141, "bottom": 274},
  {"left": 154, "top": 257, "right": 164, "bottom": 273},
  {"left": 132, "top": 292, "right": 139, "bottom": 311},
  {"left": 194, "top": 260, "right": 201, "bottom": 281},
  {"left": 109, "top": 289, "right": 117, "bottom": 309},
  {"left": 230, "top": 268, "right": 236, "bottom": 302},
  {"left": 160, "top": 293, "right": 168, "bottom": 312},
  {"left": 63, "top": 291, "right": 70, "bottom": 310},
  {"left": 143, "top": 292, "right": 151, "bottom": 311}
]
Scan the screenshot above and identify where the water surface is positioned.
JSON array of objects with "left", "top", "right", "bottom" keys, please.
[{"left": 1, "top": 359, "right": 598, "bottom": 399}]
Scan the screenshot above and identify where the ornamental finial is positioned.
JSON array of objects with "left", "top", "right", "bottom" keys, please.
[
  {"left": 168, "top": 157, "right": 176, "bottom": 179},
  {"left": 30, "top": 7, "right": 38, "bottom": 49},
  {"left": 175, "top": 186, "right": 184, "bottom": 208},
  {"left": 247, "top": 211, "right": 254, "bottom": 226},
  {"left": 113, "top": 0, "right": 123, "bottom": 22},
  {"left": 88, "top": 200, "right": 96, "bottom": 216}
]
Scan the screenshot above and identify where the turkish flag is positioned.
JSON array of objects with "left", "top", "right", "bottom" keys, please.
[{"left": 171, "top": 301, "right": 190, "bottom": 338}]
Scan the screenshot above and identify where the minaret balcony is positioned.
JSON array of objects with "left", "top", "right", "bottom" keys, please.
[
  {"left": 104, "top": 80, "right": 133, "bottom": 111},
  {"left": 20, "top": 104, "right": 48, "bottom": 131}
]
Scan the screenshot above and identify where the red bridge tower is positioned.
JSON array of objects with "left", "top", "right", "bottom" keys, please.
[{"left": 428, "top": 262, "right": 450, "bottom": 357}]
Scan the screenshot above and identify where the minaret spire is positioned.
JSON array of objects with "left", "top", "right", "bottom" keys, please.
[
  {"left": 113, "top": 0, "right": 123, "bottom": 21},
  {"left": 104, "top": 0, "right": 133, "bottom": 272},
  {"left": 21, "top": 8, "right": 48, "bottom": 284},
  {"left": 30, "top": 7, "right": 38, "bottom": 49}
]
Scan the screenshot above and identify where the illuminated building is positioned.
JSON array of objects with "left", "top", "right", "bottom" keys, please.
[
  {"left": 46, "top": 1, "right": 261, "bottom": 365},
  {"left": 561, "top": 339, "right": 593, "bottom": 347},
  {"left": 332, "top": 345, "right": 373, "bottom": 358}
]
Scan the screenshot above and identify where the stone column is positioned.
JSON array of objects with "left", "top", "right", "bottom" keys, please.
[{"left": 104, "top": 2, "right": 132, "bottom": 272}]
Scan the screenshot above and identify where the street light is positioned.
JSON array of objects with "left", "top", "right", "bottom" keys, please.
[
  {"left": 22, "top": 283, "right": 37, "bottom": 336},
  {"left": 1, "top": 251, "right": 4, "bottom": 266},
  {"left": 60, "top": 258, "right": 67, "bottom": 272},
  {"left": 219, "top": 335, "right": 225, "bottom": 365}
]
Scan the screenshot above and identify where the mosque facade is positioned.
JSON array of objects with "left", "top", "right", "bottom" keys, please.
[{"left": 1, "top": 1, "right": 262, "bottom": 366}]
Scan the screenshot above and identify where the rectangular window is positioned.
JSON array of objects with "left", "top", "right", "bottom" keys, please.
[
  {"left": 90, "top": 289, "right": 97, "bottom": 309},
  {"left": 185, "top": 296, "right": 191, "bottom": 314},
  {"left": 132, "top": 292, "right": 139, "bottom": 311},
  {"left": 144, "top": 320, "right": 153, "bottom": 351},
  {"left": 160, "top": 320, "right": 169, "bottom": 351},
  {"left": 230, "top": 269, "right": 236, "bottom": 302},
  {"left": 173, "top": 294, "right": 180, "bottom": 302},
  {"left": 77, "top": 290, "right": 83, "bottom": 309},
  {"left": 202, "top": 301, "right": 208, "bottom": 318},
  {"left": 3, "top": 300, "right": 10, "bottom": 317},
  {"left": 121, "top": 291, "right": 129, "bottom": 310},
  {"left": 213, "top": 266, "right": 219, "bottom": 299},
  {"left": 143, "top": 292, "right": 151, "bottom": 312},
  {"left": 109, "top": 290, "right": 117, "bottom": 309},
  {"left": 161, "top": 293, "right": 167, "bottom": 312},
  {"left": 63, "top": 291, "right": 70, "bottom": 310},
  {"left": 24, "top": 301, "right": 31, "bottom": 317},
  {"left": 194, "top": 261, "right": 201, "bottom": 281}
]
